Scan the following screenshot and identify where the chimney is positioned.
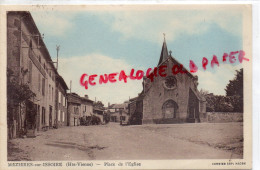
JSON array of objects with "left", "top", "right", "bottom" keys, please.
[
  {"left": 85, "top": 95, "right": 89, "bottom": 99},
  {"left": 108, "top": 102, "right": 110, "bottom": 107}
]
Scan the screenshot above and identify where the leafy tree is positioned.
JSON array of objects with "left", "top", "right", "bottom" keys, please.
[
  {"left": 225, "top": 69, "right": 243, "bottom": 112},
  {"left": 225, "top": 69, "right": 243, "bottom": 97},
  {"left": 93, "top": 101, "right": 104, "bottom": 109},
  {"left": 199, "top": 69, "right": 243, "bottom": 113},
  {"left": 7, "top": 68, "right": 36, "bottom": 137},
  {"left": 7, "top": 69, "right": 36, "bottom": 104}
]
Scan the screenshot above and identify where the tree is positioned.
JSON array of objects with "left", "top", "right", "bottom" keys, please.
[
  {"left": 199, "top": 89, "right": 209, "bottom": 97},
  {"left": 93, "top": 101, "right": 104, "bottom": 109},
  {"left": 225, "top": 69, "right": 243, "bottom": 97},
  {"left": 7, "top": 68, "right": 36, "bottom": 138},
  {"left": 225, "top": 69, "right": 243, "bottom": 112}
]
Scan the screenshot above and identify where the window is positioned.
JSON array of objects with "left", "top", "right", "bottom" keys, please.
[
  {"left": 58, "top": 92, "right": 61, "bottom": 103},
  {"left": 42, "top": 78, "right": 45, "bottom": 95},
  {"left": 42, "top": 107, "right": 45, "bottom": 125},
  {"left": 58, "top": 110, "right": 60, "bottom": 121},
  {"left": 29, "top": 39, "right": 32, "bottom": 49},
  {"left": 163, "top": 76, "right": 177, "bottom": 90},
  {"left": 49, "top": 85, "right": 51, "bottom": 99},
  {"left": 62, "top": 111, "right": 65, "bottom": 122},
  {"left": 121, "top": 116, "right": 126, "bottom": 121},
  {"left": 52, "top": 87, "right": 54, "bottom": 101},
  {"left": 29, "top": 61, "right": 32, "bottom": 83},
  {"left": 38, "top": 73, "right": 41, "bottom": 91},
  {"left": 63, "top": 95, "right": 65, "bottom": 106},
  {"left": 58, "top": 91, "right": 61, "bottom": 103}
]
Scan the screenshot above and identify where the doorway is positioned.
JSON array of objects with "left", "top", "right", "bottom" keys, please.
[
  {"left": 49, "top": 106, "right": 52, "bottom": 127},
  {"left": 162, "top": 100, "right": 178, "bottom": 119}
]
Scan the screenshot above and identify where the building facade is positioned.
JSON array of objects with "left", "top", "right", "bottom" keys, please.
[
  {"left": 56, "top": 74, "right": 69, "bottom": 127},
  {"left": 81, "top": 95, "right": 94, "bottom": 118},
  {"left": 67, "top": 93, "right": 94, "bottom": 126},
  {"left": 7, "top": 11, "right": 58, "bottom": 134},
  {"left": 141, "top": 38, "right": 206, "bottom": 124},
  {"left": 67, "top": 93, "right": 81, "bottom": 126},
  {"left": 7, "top": 11, "right": 68, "bottom": 138},
  {"left": 109, "top": 103, "right": 129, "bottom": 123}
]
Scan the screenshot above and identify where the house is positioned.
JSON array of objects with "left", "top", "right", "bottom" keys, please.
[
  {"left": 55, "top": 74, "right": 69, "bottom": 127},
  {"left": 93, "top": 108, "right": 105, "bottom": 123},
  {"left": 130, "top": 37, "right": 206, "bottom": 124},
  {"left": 81, "top": 95, "right": 94, "bottom": 121},
  {"left": 109, "top": 102, "right": 129, "bottom": 123},
  {"left": 67, "top": 93, "right": 94, "bottom": 126},
  {"left": 7, "top": 11, "right": 60, "bottom": 138},
  {"left": 67, "top": 93, "right": 82, "bottom": 126}
]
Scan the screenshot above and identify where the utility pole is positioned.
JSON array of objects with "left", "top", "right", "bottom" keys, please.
[
  {"left": 56, "top": 45, "right": 60, "bottom": 71},
  {"left": 70, "top": 80, "right": 72, "bottom": 93}
]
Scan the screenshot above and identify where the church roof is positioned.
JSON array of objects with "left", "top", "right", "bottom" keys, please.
[
  {"left": 158, "top": 36, "right": 169, "bottom": 65},
  {"left": 155, "top": 36, "right": 195, "bottom": 78}
]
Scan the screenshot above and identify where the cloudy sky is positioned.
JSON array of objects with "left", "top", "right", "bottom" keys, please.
[{"left": 31, "top": 6, "right": 244, "bottom": 106}]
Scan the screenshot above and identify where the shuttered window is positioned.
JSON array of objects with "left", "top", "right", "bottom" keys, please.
[
  {"left": 29, "top": 61, "right": 32, "bottom": 83},
  {"left": 42, "top": 78, "right": 45, "bottom": 95},
  {"left": 38, "top": 73, "right": 40, "bottom": 91}
]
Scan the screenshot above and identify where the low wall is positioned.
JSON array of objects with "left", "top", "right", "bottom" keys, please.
[{"left": 207, "top": 112, "right": 243, "bottom": 123}]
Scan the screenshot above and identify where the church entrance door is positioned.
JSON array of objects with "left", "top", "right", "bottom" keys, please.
[{"left": 162, "top": 100, "right": 178, "bottom": 119}]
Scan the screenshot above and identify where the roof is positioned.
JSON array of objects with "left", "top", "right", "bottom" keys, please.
[
  {"left": 151, "top": 37, "right": 195, "bottom": 79},
  {"left": 56, "top": 74, "right": 69, "bottom": 90},
  {"left": 67, "top": 93, "right": 82, "bottom": 104},
  {"left": 81, "top": 96, "right": 94, "bottom": 103},
  {"left": 67, "top": 93, "right": 94, "bottom": 104},
  {"left": 110, "top": 103, "right": 127, "bottom": 109},
  {"left": 158, "top": 37, "right": 169, "bottom": 65}
]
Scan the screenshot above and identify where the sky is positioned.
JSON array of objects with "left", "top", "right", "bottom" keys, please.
[{"left": 31, "top": 7, "right": 244, "bottom": 106}]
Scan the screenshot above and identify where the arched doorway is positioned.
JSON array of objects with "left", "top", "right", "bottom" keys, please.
[{"left": 162, "top": 100, "right": 178, "bottom": 119}]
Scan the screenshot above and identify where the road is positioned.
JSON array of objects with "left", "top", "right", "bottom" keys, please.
[{"left": 8, "top": 122, "right": 243, "bottom": 161}]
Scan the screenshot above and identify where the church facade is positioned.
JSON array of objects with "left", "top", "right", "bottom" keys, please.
[{"left": 140, "top": 38, "right": 206, "bottom": 124}]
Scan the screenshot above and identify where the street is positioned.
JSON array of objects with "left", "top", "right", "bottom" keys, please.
[{"left": 8, "top": 122, "right": 243, "bottom": 161}]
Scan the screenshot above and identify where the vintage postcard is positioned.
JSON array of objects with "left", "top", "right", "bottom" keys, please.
[{"left": 0, "top": 4, "right": 252, "bottom": 170}]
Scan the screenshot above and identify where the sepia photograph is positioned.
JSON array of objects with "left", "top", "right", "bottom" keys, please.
[{"left": 0, "top": 4, "right": 253, "bottom": 169}]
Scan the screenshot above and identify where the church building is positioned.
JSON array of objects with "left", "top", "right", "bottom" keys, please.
[{"left": 130, "top": 37, "right": 206, "bottom": 124}]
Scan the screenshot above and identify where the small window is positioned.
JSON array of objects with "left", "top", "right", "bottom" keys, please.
[
  {"left": 42, "top": 107, "right": 45, "bottom": 124},
  {"left": 38, "top": 73, "right": 41, "bottom": 91},
  {"left": 62, "top": 112, "right": 65, "bottom": 122},
  {"left": 29, "top": 61, "right": 32, "bottom": 83},
  {"left": 49, "top": 85, "right": 51, "bottom": 99},
  {"left": 58, "top": 91, "right": 61, "bottom": 103},
  {"left": 52, "top": 87, "right": 54, "bottom": 101},
  {"left": 58, "top": 110, "right": 60, "bottom": 121},
  {"left": 42, "top": 78, "right": 45, "bottom": 95},
  {"left": 29, "top": 39, "right": 32, "bottom": 49}
]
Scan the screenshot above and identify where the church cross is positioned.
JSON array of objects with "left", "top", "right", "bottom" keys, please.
[{"left": 169, "top": 50, "right": 172, "bottom": 56}]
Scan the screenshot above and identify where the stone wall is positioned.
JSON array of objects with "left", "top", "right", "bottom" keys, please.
[{"left": 207, "top": 112, "right": 243, "bottom": 123}]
